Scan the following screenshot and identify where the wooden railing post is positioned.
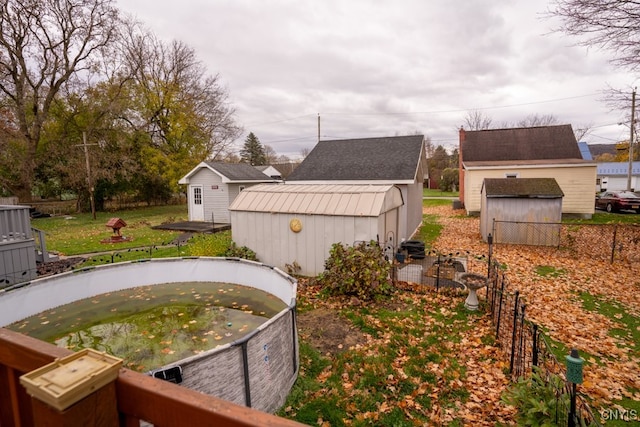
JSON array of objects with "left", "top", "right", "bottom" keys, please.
[
  {"left": 20, "top": 349, "right": 122, "bottom": 427},
  {"left": 30, "top": 382, "right": 119, "bottom": 427}
]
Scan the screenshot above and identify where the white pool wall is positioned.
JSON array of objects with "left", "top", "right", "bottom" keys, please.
[{"left": 0, "top": 257, "right": 299, "bottom": 414}]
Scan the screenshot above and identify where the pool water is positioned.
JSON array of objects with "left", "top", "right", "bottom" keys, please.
[{"left": 7, "top": 281, "right": 286, "bottom": 372}]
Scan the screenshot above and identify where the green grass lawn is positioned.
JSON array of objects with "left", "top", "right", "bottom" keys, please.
[
  {"left": 423, "top": 188, "right": 459, "bottom": 198},
  {"left": 32, "top": 205, "right": 189, "bottom": 256}
]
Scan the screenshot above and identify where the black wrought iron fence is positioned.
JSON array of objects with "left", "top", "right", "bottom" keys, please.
[
  {"left": 391, "top": 250, "right": 489, "bottom": 291},
  {"left": 492, "top": 220, "right": 640, "bottom": 264},
  {"left": 486, "top": 261, "right": 602, "bottom": 427}
]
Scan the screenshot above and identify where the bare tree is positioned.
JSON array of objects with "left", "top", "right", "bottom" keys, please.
[
  {"left": 573, "top": 122, "right": 593, "bottom": 141},
  {"left": 548, "top": 0, "right": 640, "bottom": 71},
  {"left": 299, "top": 147, "right": 311, "bottom": 159},
  {"left": 264, "top": 144, "right": 279, "bottom": 164},
  {"left": 0, "top": 0, "right": 119, "bottom": 201},
  {"left": 463, "top": 110, "right": 492, "bottom": 130},
  {"left": 514, "top": 113, "right": 559, "bottom": 127},
  {"left": 276, "top": 154, "right": 291, "bottom": 163},
  {"left": 423, "top": 135, "right": 435, "bottom": 158}
]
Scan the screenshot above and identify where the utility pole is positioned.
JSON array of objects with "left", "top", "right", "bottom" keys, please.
[
  {"left": 628, "top": 88, "right": 636, "bottom": 192},
  {"left": 76, "top": 132, "right": 97, "bottom": 220}
]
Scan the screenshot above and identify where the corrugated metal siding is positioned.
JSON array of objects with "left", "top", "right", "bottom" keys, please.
[
  {"left": 230, "top": 210, "right": 383, "bottom": 276},
  {"left": 480, "top": 191, "right": 562, "bottom": 245},
  {"left": 406, "top": 180, "right": 423, "bottom": 237},
  {"left": 229, "top": 184, "right": 404, "bottom": 275},
  {"left": 230, "top": 184, "right": 403, "bottom": 217}
]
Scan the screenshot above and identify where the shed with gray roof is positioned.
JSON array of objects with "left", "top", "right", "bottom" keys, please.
[
  {"left": 286, "top": 135, "right": 426, "bottom": 243},
  {"left": 480, "top": 178, "right": 564, "bottom": 245},
  {"left": 178, "top": 162, "right": 275, "bottom": 223}
]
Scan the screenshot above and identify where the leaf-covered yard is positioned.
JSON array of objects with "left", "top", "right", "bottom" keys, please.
[
  {"left": 281, "top": 204, "right": 640, "bottom": 426},
  {"left": 433, "top": 205, "right": 640, "bottom": 410}
]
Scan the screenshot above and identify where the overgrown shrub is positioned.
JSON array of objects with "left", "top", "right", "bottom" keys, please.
[
  {"left": 224, "top": 242, "right": 258, "bottom": 261},
  {"left": 318, "top": 240, "right": 393, "bottom": 301},
  {"left": 501, "top": 366, "right": 569, "bottom": 426}
]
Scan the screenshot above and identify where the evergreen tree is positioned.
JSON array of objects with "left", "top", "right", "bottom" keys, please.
[{"left": 240, "top": 132, "right": 267, "bottom": 165}]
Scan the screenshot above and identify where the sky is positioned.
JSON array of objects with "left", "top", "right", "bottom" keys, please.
[{"left": 115, "top": 0, "right": 637, "bottom": 160}]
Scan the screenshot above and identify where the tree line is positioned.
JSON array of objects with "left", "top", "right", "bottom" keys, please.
[
  {"left": 1, "top": 0, "right": 637, "bottom": 210},
  {"left": 0, "top": 0, "right": 242, "bottom": 209}
]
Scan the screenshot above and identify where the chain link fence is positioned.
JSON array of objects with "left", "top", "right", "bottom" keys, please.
[{"left": 492, "top": 220, "right": 640, "bottom": 264}]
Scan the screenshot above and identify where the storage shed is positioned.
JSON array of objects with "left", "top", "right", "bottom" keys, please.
[
  {"left": 480, "top": 178, "right": 564, "bottom": 246},
  {"left": 229, "top": 184, "right": 404, "bottom": 276},
  {"left": 178, "top": 162, "right": 275, "bottom": 223}
]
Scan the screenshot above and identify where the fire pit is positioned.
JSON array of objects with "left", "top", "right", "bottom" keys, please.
[{"left": 460, "top": 273, "right": 487, "bottom": 311}]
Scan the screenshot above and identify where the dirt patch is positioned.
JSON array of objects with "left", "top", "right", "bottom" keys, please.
[
  {"left": 296, "top": 308, "right": 369, "bottom": 356},
  {"left": 37, "top": 257, "right": 85, "bottom": 277}
]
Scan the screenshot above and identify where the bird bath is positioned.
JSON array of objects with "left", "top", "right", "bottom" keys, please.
[{"left": 460, "top": 273, "right": 487, "bottom": 311}]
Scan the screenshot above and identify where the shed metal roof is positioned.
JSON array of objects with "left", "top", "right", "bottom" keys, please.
[{"left": 229, "top": 184, "right": 404, "bottom": 216}]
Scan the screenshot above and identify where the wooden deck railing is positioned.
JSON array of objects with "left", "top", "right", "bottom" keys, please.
[{"left": 0, "top": 328, "right": 306, "bottom": 427}]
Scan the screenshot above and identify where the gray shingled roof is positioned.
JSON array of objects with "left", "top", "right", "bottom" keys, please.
[
  {"left": 204, "top": 162, "right": 273, "bottom": 181},
  {"left": 462, "top": 125, "right": 581, "bottom": 163},
  {"left": 286, "top": 135, "right": 424, "bottom": 181},
  {"left": 483, "top": 178, "right": 564, "bottom": 198}
]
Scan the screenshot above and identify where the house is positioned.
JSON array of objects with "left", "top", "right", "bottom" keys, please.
[
  {"left": 286, "top": 135, "right": 427, "bottom": 242},
  {"left": 459, "top": 125, "right": 596, "bottom": 218},
  {"left": 480, "top": 178, "right": 564, "bottom": 245},
  {"left": 254, "top": 165, "right": 283, "bottom": 180},
  {"left": 596, "top": 161, "right": 640, "bottom": 192},
  {"left": 178, "top": 162, "right": 276, "bottom": 222},
  {"left": 229, "top": 183, "right": 404, "bottom": 276}
]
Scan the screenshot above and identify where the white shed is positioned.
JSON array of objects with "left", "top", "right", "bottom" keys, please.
[
  {"left": 480, "top": 178, "right": 564, "bottom": 246},
  {"left": 178, "top": 162, "right": 275, "bottom": 223},
  {"left": 229, "top": 184, "right": 404, "bottom": 276}
]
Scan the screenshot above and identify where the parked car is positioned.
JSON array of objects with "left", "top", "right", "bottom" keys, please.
[{"left": 595, "top": 191, "right": 640, "bottom": 213}]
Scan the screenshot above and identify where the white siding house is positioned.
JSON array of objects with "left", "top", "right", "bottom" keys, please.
[
  {"left": 459, "top": 125, "right": 596, "bottom": 219},
  {"left": 178, "top": 162, "right": 275, "bottom": 223},
  {"left": 229, "top": 184, "right": 404, "bottom": 276}
]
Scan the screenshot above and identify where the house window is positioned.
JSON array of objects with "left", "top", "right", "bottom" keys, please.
[
  {"left": 505, "top": 173, "right": 519, "bottom": 178},
  {"left": 193, "top": 187, "right": 202, "bottom": 205}
]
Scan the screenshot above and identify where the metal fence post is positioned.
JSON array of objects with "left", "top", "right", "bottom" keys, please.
[
  {"left": 509, "top": 290, "right": 520, "bottom": 374},
  {"left": 532, "top": 323, "right": 539, "bottom": 368},
  {"left": 487, "top": 233, "right": 493, "bottom": 296},
  {"left": 611, "top": 224, "right": 617, "bottom": 264},
  {"left": 435, "top": 254, "right": 441, "bottom": 291},
  {"left": 517, "top": 304, "right": 526, "bottom": 377},
  {"left": 495, "top": 277, "right": 506, "bottom": 338}
]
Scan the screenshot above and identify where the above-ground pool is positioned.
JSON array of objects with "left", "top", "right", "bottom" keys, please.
[{"left": 0, "top": 257, "right": 298, "bottom": 414}]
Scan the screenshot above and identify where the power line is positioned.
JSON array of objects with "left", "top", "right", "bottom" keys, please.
[
  {"left": 320, "top": 93, "right": 600, "bottom": 117},
  {"left": 244, "top": 113, "right": 317, "bottom": 128}
]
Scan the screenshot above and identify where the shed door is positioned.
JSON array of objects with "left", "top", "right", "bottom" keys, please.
[{"left": 189, "top": 185, "right": 205, "bottom": 221}]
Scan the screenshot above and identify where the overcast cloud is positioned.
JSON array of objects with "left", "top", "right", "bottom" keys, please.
[{"left": 116, "top": 0, "right": 636, "bottom": 159}]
